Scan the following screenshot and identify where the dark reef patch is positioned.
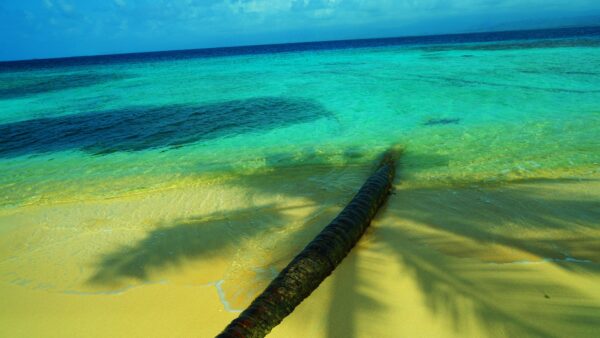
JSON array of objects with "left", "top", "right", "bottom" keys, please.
[
  {"left": 424, "top": 118, "right": 461, "bottom": 126},
  {"left": 418, "top": 38, "right": 600, "bottom": 52},
  {"left": 0, "top": 97, "right": 331, "bottom": 158},
  {"left": 0, "top": 73, "right": 134, "bottom": 100},
  {"left": 520, "top": 68, "right": 599, "bottom": 76},
  {"left": 412, "top": 74, "right": 600, "bottom": 94}
]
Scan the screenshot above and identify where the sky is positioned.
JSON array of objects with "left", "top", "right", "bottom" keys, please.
[{"left": 1, "top": 0, "right": 600, "bottom": 61}]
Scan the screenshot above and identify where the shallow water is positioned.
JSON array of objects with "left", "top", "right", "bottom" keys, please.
[{"left": 1, "top": 27, "right": 599, "bottom": 337}]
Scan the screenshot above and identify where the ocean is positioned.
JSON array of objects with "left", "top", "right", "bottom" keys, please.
[{"left": 1, "top": 26, "right": 599, "bottom": 337}]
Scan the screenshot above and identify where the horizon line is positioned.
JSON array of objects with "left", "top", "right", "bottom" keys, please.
[{"left": 2, "top": 24, "right": 599, "bottom": 64}]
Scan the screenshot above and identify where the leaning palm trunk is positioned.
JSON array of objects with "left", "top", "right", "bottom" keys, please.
[{"left": 217, "top": 151, "right": 397, "bottom": 338}]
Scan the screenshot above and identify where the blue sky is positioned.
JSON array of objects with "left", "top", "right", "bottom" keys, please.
[{"left": 1, "top": 0, "right": 600, "bottom": 61}]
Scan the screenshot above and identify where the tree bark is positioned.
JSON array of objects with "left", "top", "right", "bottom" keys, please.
[{"left": 217, "top": 152, "right": 397, "bottom": 338}]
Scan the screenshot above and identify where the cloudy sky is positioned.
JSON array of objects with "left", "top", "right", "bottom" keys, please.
[{"left": 1, "top": 0, "right": 600, "bottom": 61}]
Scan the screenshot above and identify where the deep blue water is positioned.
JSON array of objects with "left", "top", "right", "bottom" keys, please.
[{"left": 1, "top": 26, "right": 600, "bottom": 71}]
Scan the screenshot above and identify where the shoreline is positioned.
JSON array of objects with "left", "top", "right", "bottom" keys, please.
[{"left": 1, "top": 164, "right": 598, "bottom": 337}]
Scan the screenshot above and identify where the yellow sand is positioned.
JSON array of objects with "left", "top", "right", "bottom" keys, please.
[{"left": 1, "top": 165, "right": 599, "bottom": 337}]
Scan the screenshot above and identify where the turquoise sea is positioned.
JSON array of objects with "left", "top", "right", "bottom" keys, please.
[
  {"left": 1, "top": 27, "right": 599, "bottom": 337},
  {"left": 1, "top": 27, "right": 599, "bottom": 207}
]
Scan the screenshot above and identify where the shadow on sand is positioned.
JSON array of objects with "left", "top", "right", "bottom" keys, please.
[
  {"left": 88, "top": 149, "right": 600, "bottom": 337},
  {"left": 88, "top": 203, "right": 323, "bottom": 286}
]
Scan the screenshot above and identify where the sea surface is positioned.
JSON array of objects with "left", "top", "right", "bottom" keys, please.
[{"left": 1, "top": 26, "right": 599, "bottom": 338}]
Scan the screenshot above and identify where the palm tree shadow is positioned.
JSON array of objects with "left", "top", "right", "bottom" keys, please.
[
  {"left": 87, "top": 150, "right": 380, "bottom": 290},
  {"left": 363, "top": 174, "right": 600, "bottom": 337},
  {"left": 374, "top": 226, "right": 557, "bottom": 337},
  {"left": 326, "top": 250, "right": 386, "bottom": 338},
  {"left": 387, "top": 181, "right": 600, "bottom": 270},
  {"left": 86, "top": 148, "right": 599, "bottom": 337},
  {"left": 88, "top": 204, "right": 312, "bottom": 286},
  {"left": 326, "top": 252, "right": 360, "bottom": 338},
  {"left": 319, "top": 155, "right": 599, "bottom": 337}
]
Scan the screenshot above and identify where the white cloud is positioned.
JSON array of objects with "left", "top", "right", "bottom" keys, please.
[
  {"left": 227, "top": 0, "right": 303, "bottom": 14},
  {"left": 58, "top": 0, "right": 74, "bottom": 13},
  {"left": 8, "top": 0, "right": 600, "bottom": 59}
]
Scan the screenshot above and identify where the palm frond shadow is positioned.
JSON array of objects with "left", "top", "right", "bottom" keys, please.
[
  {"left": 356, "top": 172, "right": 599, "bottom": 337},
  {"left": 87, "top": 149, "right": 599, "bottom": 337},
  {"left": 373, "top": 226, "right": 556, "bottom": 337},
  {"left": 326, "top": 251, "right": 386, "bottom": 338},
  {"left": 388, "top": 182, "right": 600, "bottom": 269},
  {"left": 88, "top": 203, "right": 319, "bottom": 286},
  {"left": 320, "top": 161, "right": 599, "bottom": 337}
]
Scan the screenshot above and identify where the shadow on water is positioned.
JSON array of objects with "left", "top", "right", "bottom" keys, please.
[
  {"left": 0, "top": 96, "right": 332, "bottom": 158},
  {"left": 0, "top": 72, "right": 134, "bottom": 100},
  {"left": 87, "top": 148, "right": 599, "bottom": 336}
]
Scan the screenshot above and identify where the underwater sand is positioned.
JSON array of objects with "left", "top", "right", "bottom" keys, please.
[{"left": 1, "top": 27, "right": 600, "bottom": 337}]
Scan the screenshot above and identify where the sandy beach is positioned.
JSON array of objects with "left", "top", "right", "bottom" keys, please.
[{"left": 1, "top": 162, "right": 598, "bottom": 337}]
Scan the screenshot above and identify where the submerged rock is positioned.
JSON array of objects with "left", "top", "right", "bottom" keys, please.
[{"left": 423, "top": 118, "right": 461, "bottom": 126}]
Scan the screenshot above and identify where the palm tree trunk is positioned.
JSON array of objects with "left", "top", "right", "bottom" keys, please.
[{"left": 217, "top": 152, "right": 397, "bottom": 338}]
